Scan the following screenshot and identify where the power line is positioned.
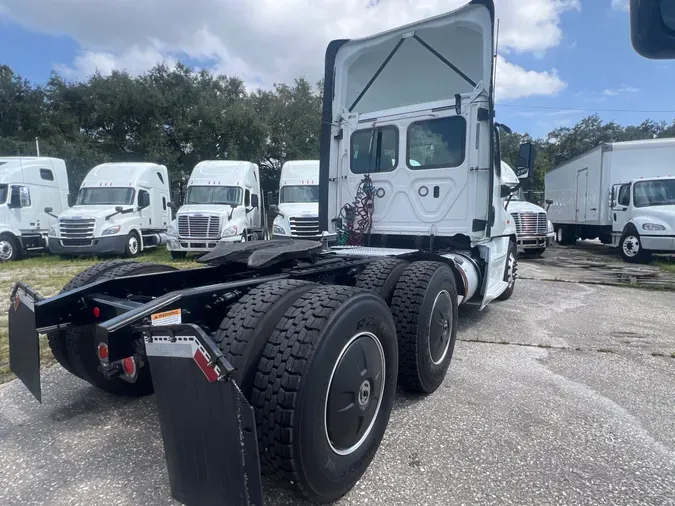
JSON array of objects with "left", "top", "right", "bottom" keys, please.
[{"left": 497, "top": 103, "right": 675, "bottom": 114}]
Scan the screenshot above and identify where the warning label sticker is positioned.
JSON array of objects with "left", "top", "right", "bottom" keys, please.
[{"left": 151, "top": 308, "right": 182, "bottom": 326}]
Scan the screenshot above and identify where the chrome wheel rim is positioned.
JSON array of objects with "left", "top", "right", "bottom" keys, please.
[
  {"left": 128, "top": 236, "right": 139, "bottom": 255},
  {"left": 506, "top": 252, "right": 516, "bottom": 287},
  {"left": 0, "top": 240, "right": 13, "bottom": 261},
  {"left": 324, "top": 331, "right": 386, "bottom": 456}
]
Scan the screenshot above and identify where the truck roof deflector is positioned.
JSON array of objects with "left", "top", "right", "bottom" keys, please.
[{"left": 348, "top": 33, "right": 477, "bottom": 113}]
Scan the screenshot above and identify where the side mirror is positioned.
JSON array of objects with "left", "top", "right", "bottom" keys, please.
[
  {"left": 44, "top": 207, "right": 53, "bottom": 213},
  {"left": 115, "top": 206, "right": 124, "bottom": 213},
  {"left": 167, "top": 201, "right": 177, "bottom": 211},
  {"left": 631, "top": 0, "right": 675, "bottom": 59},
  {"left": 545, "top": 199, "right": 553, "bottom": 205},
  {"left": 8, "top": 187, "right": 21, "bottom": 208},
  {"left": 269, "top": 204, "right": 279, "bottom": 213},
  {"left": 67, "top": 194, "right": 75, "bottom": 207},
  {"left": 516, "top": 142, "right": 536, "bottom": 179},
  {"left": 251, "top": 194, "right": 259, "bottom": 209}
]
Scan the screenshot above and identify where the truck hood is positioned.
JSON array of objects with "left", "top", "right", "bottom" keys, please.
[
  {"left": 507, "top": 200, "right": 546, "bottom": 214},
  {"left": 60, "top": 205, "right": 134, "bottom": 220},
  {"left": 638, "top": 205, "right": 675, "bottom": 223},
  {"left": 278, "top": 203, "right": 319, "bottom": 218},
  {"left": 332, "top": 1, "right": 494, "bottom": 116},
  {"left": 176, "top": 204, "right": 236, "bottom": 217}
]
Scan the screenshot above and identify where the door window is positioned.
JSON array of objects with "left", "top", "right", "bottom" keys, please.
[
  {"left": 618, "top": 184, "right": 631, "bottom": 207},
  {"left": 245, "top": 189, "right": 251, "bottom": 207},
  {"left": 20, "top": 186, "right": 31, "bottom": 207}
]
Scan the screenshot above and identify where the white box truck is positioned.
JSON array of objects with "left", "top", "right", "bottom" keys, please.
[
  {"left": 0, "top": 157, "right": 70, "bottom": 261},
  {"left": 48, "top": 162, "right": 172, "bottom": 257},
  {"left": 167, "top": 161, "right": 267, "bottom": 259},
  {"left": 545, "top": 138, "right": 675, "bottom": 262},
  {"left": 271, "top": 160, "right": 320, "bottom": 239}
]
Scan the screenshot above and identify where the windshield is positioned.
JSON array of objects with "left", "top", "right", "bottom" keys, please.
[
  {"left": 76, "top": 187, "right": 135, "bottom": 206},
  {"left": 280, "top": 185, "right": 319, "bottom": 204},
  {"left": 0, "top": 184, "right": 7, "bottom": 205},
  {"left": 185, "top": 186, "right": 242, "bottom": 205},
  {"left": 633, "top": 179, "right": 675, "bottom": 208}
]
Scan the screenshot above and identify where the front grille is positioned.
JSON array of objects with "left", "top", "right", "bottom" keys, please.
[
  {"left": 177, "top": 215, "right": 221, "bottom": 239},
  {"left": 59, "top": 218, "right": 95, "bottom": 239},
  {"left": 511, "top": 212, "right": 547, "bottom": 236},
  {"left": 290, "top": 216, "right": 320, "bottom": 238}
]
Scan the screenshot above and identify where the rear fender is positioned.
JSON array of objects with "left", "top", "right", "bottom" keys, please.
[{"left": 478, "top": 236, "right": 511, "bottom": 309}]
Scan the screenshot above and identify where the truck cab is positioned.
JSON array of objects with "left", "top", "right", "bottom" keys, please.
[
  {"left": 271, "top": 160, "right": 320, "bottom": 239},
  {"left": 0, "top": 157, "right": 70, "bottom": 262},
  {"left": 610, "top": 176, "right": 675, "bottom": 261},
  {"left": 48, "top": 163, "right": 172, "bottom": 258},
  {"left": 167, "top": 161, "right": 267, "bottom": 258},
  {"left": 501, "top": 161, "right": 555, "bottom": 256}
]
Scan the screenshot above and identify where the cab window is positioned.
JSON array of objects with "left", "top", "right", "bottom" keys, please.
[
  {"left": 350, "top": 126, "right": 398, "bottom": 174},
  {"left": 407, "top": 116, "right": 466, "bottom": 169},
  {"left": 618, "top": 184, "right": 631, "bottom": 207}
]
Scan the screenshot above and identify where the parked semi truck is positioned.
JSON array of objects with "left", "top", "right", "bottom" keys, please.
[
  {"left": 167, "top": 160, "right": 268, "bottom": 259},
  {"left": 546, "top": 138, "right": 675, "bottom": 263},
  {"left": 271, "top": 160, "right": 320, "bottom": 239},
  {"left": 8, "top": 1, "right": 536, "bottom": 504},
  {"left": 0, "top": 157, "right": 70, "bottom": 261},
  {"left": 502, "top": 161, "right": 555, "bottom": 256},
  {"left": 47, "top": 162, "right": 172, "bottom": 258}
]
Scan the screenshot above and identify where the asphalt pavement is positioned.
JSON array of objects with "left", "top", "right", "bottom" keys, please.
[{"left": 1, "top": 275, "right": 674, "bottom": 506}]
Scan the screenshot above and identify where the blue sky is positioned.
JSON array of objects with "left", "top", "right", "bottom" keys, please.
[{"left": 0, "top": 0, "right": 672, "bottom": 138}]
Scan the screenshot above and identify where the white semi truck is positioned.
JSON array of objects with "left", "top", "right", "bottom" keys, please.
[
  {"left": 48, "top": 162, "right": 172, "bottom": 258},
  {"left": 8, "top": 2, "right": 539, "bottom": 504},
  {"left": 271, "top": 160, "right": 320, "bottom": 239},
  {"left": 0, "top": 157, "right": 70, "bottom": 261},
  {"left": 167, "top": 160, "right": 267, "bottom": 259},
  {"left": 546, "top": 138, "right": 675, "bottom": 262},
  {"left": 502, "top": 161, "right": 555, "bottom": 256}
]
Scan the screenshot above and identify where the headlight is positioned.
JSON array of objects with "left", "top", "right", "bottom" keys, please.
[
  {"left": 273, "top": 224, "right": 287, "bottom": 236},
  {"left": 167, "top": 224, "right": 176, "bottom": 236},
  {"left": 102, "top": 225, "right": 121, "bottom": 236},
  {"left": 547, "top": 220, "right": 554, "bottom": 234},
  {"left": 49, "top": 224, "right": 58, "bottom": 236},
  {"left": 642, "top": 223, "right": 666, "bottom": 231},
  {"left": 222, "top": 225, "right": 238, "bottom": 237}
]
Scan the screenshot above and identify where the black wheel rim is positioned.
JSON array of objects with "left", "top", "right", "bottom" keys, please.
[
  {"left": 428, "top": 290, "right": 452, "bottom": 365},
  {"left": 325, "top": 331, "right": 385, "bottom": 456}
]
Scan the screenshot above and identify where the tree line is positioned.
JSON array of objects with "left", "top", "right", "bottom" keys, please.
[{"left": 2, "top": 63, "right": 675, "bottom": 202}]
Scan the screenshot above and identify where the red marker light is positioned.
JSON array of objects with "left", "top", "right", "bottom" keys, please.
[
  {"left": 122, "top": 357, "right": 136, "bottom": 377},
  {"left": 97, "top": 342, "right": 109, "bottom": 361},
  {"left": 93, "top": 307, "right": 101, "bottom": 318}
]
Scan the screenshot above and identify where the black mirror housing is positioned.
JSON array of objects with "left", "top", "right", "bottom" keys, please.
[
  {"left": 115, "top": 206, "right": 124, "bottom": 212},
  {"left": 44, "top": 207, "right": 53, "bottom": 213},
  {"left": 251, "top": 194, "right": 259, "bottom": 209},
  {"left": 67, "top": 194, "right": 75, "bottom": 207},
  {"left": 631, "top": 0, "right": 675, "bottom": 59},
  {"left": 517, "top": 142, "right": 536, "bottom": 179},
  {"left": 545, "top": 199, "right": 553, "bottom": 205}
]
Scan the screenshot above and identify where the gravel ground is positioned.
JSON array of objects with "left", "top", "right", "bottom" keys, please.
[{"left": 1, "top": 274, "right": 674, "bottom": 506}]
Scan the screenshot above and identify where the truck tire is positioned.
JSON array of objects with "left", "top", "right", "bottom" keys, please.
[
  {"left": 620, "top": 228, "right": 652, "bottom": 263},
  {"left": 523, "top": 248, "right": 546, "bottom": 258},
  {"left": 0, "top": 233, "right": 20, "bottom": 262},
  {"left": 212, "top": 279, "right": 316, "bottom": 399},
  {"left": 170, "top": 251, "right": 187, "bottom": 260},
  {"left": 356, "top": 258, "right": 409, "bottom": 305},
  {"left": 390, "top": 261, "right": 458, "bottom": 394},
  {"left": 47, "top": 259, "right": 138, "bottom": 375},
  {"left": 557, "top": 225, "right": 576, "bottom": 246},
  {"left": 497, "top": 241, "right": 518, "bottom": 301},
  {"left": 125, "top": 231, "right": 141, "bottom": 258},
  {"left": 252, "top": 286, "right": 398, "bottom": 503},
  {"left": 63, "top": 262, "right": 177, "bottom": 396}
]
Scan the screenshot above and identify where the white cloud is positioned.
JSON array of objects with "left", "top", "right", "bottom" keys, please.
[
  {"left": 495, "top": 56, "right": 567, "bottom": 101},
  {"left": 0, "top": 0, "right": 577, "bottom": 100},
  {"left": 602, "top": 85, "right": 639, "bottom": 96},
  {"left": 611, "top": 0, "right": 629, "bottom": 12}
]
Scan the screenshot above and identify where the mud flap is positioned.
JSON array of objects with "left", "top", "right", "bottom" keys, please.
[
  {"left": 8, "top": 285, "right": 42, "bottom": 402},
  {"left": 479, "top": 236, "right": 510, "bottom": 309},
  {"left": 143, "top": 324, "right": 263, "bottom": 506}
]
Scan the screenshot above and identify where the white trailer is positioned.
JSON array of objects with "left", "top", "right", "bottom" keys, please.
[
  {"left": 167, "top": 161, "right": 267, "bottom": 258},
  {"left": 48, "top": 163, "right": 172, "bottom": 257},
  {"left": 0, "top": 157, "right": 70, "bottom": 261},
  {"left": 545, "top": 138, "right": 675, "bottom": 262},
  {"left": 271, "top": 160, "right": 320, "bottom": 239}
]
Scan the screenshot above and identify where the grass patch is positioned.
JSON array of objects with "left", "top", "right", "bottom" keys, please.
[
  {"left": 0, "top": 249, "right": 200, "bottom": 384},
  {"left": 654, "top": 259, "right": 675, "bottom": 274}
]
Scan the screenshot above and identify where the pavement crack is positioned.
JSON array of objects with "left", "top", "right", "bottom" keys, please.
[{"left": 458, "top": 338, "right": 620, "bottom": 355}]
